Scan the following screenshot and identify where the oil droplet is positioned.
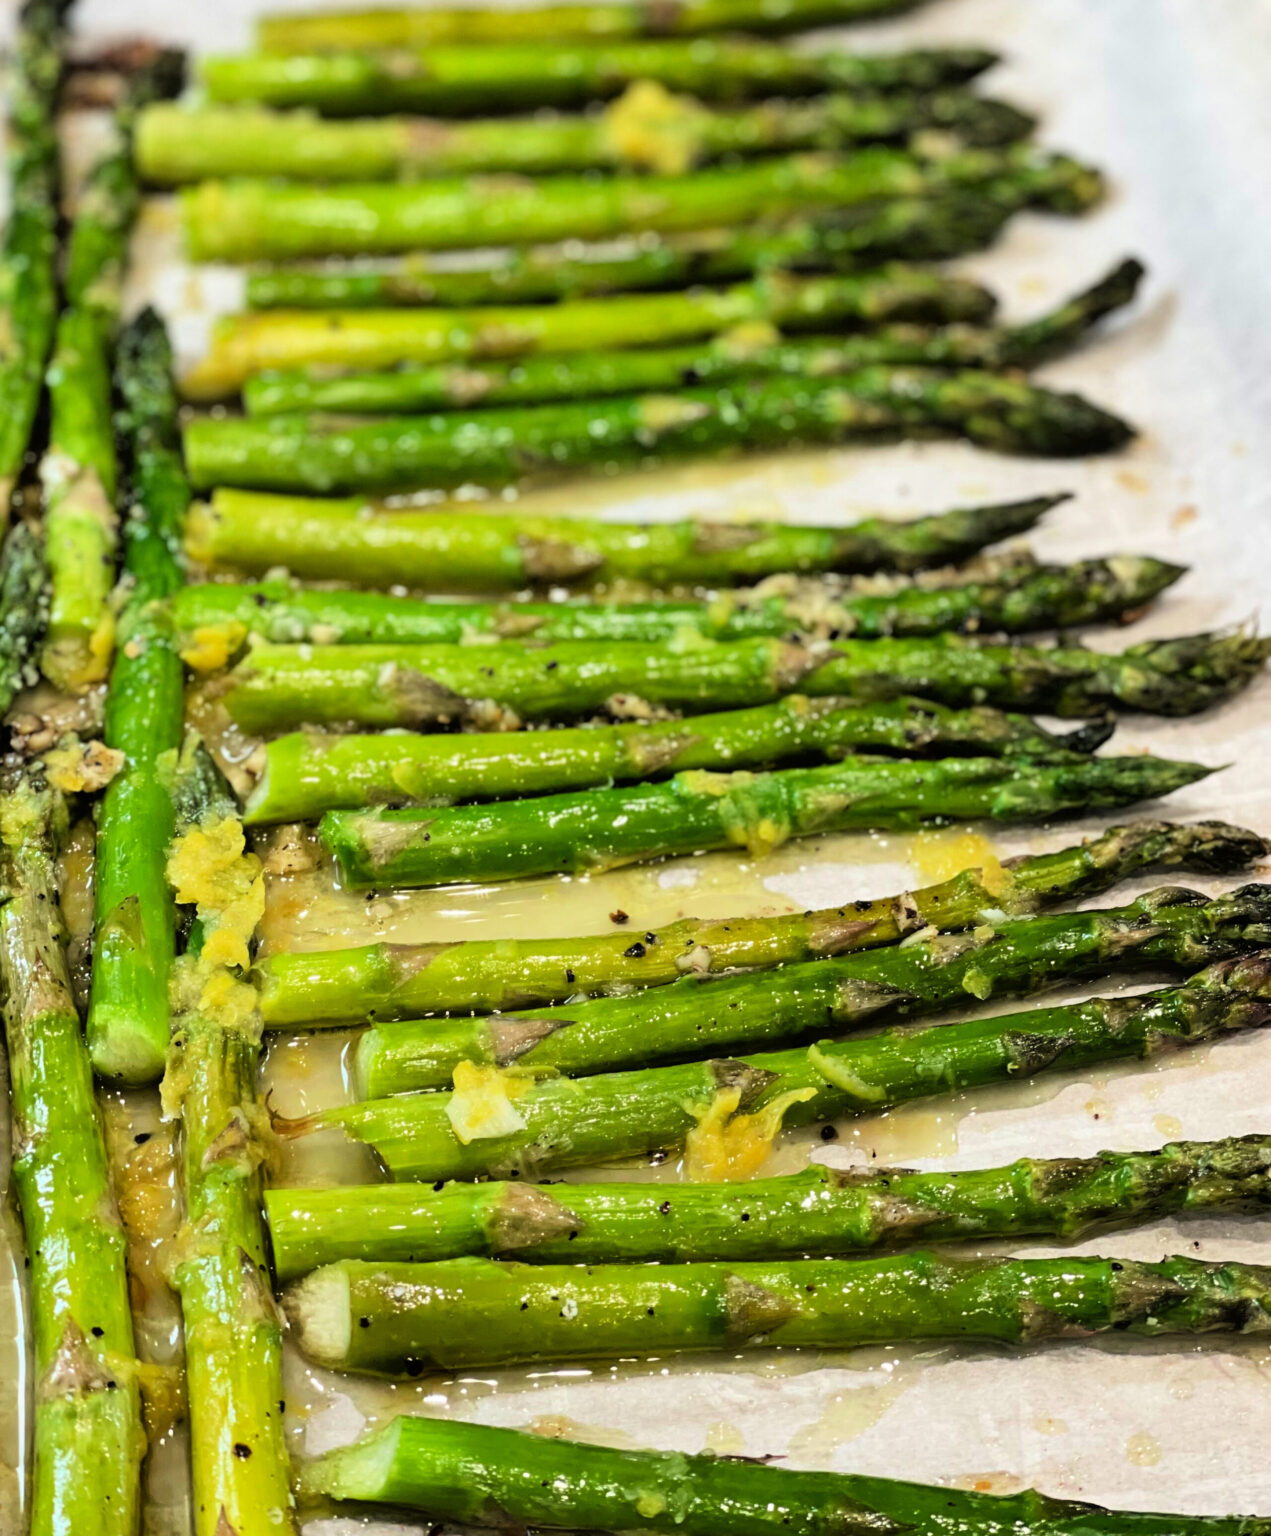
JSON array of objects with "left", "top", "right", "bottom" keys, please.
[
  {"left": 1125, "top": 1432, "right": 1162, "bottom": 1467},
  {"left": 526, "top": 1415, "right": 639, "bottom": 1450},
  {"left": 1084, "top": 1095, "right": 1112, "bottom": 1122},
  {"left": 1032, "top": 1416, "right": 1068, "bottom": 1437},
  {"left": 785, "top": 1378, "right": 908, "bottom": 1467},
  {"left": 1169, "top": 1378, "right": 1195, "bottom": 1402},
  {"left": 1153, "top": 1114, "right": 1184, "bottom": 1139},
  {"left": 908, "top": 828, "right": 1003, "bottom": 889},
  {"left": 704, "top": 1421, "right": 745, "bottom": 1455}
]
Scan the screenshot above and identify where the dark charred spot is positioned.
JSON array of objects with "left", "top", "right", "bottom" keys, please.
[
  {"left": 609, "top": 909, "right": 629, "bottom": 924},
  {"left": 233, "top": 1444, "right": 252, "bottom": 1460},
  {"left": 820, "top": 1125, "right": 838, "bottom": 1142},
  {"left": 624, "top": 942, "right": 646, "bottom": 959}
]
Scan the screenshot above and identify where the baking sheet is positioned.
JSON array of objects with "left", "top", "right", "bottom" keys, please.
[{"left": 4, "top": 0, "right": 1271, "bottom": 1527}]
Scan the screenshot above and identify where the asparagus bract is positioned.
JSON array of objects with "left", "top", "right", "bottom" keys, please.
[
  {"left": 88, "top": 311, "right": 189, "bottom": 1084},
  {"left": 163, "top": 755, "right": 298, "bottom": 1536},
  {"left": 139, "top": 88, "right": 1032, "bottom": 183},
  {"left": 300, "top": 1414, "right": 1271, "bottom": 1535},
  {"left": 288, "top": 1248, "right": 1271, "bottom": 1372},
  {"left": 0, "top": 765, "right": 145, "bottom": 1536},
  {"left": 188, "top": 489, "right": 1058, "bottom": 589},
  {"left": 0, "top": 0, "right": 71, "bottom": 516},
  {"left": 201, "top": 41, "right": 998, "bottom": 117},
  {"left": 258, "top": 0, "right": 927, "bottom": 51},
  {"left": 266, "top": 1132, "right": 1271, "bottom": 1279},
  {"left": 183, "top": 265, "right": 997, "bottom": 397},
  {"left": 223, "top": 630, "right": 1268, "bottom": 735},
  {"left": 244, "top": 174, "right": 1103, "bottom": 309},
  {"left": 313, "top": 945, "right": 1271, "bottom": 1181},
  {"left": 181, "top": 145, "right": 1094, "bottom": 262},
  {"left": 243, "top": 259, "right": 1145, "bottom": 415},
  {"left": 244, "top": 696, "right": 1116, "bottom": 825},
  {"left": 350, "top": 881, "right": 1263, "bottom": 1091},
  {"left": 255, "top": 821, "right": 1262, "bottom": 1027}
]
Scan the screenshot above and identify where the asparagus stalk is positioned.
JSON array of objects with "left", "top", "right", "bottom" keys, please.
[
  {"left": 187, "top": 489, "right": 1059, "bottom": 589},
  {"left": 40, "top": 53, "right": 184, "bottom": 693},
  {"left": 201, "top": 41, "right": 998, "bottom": 116},
  {"left": 183, "top": 265, "right": 998, "bottom": 398},
  {"left": 138, "top": 89, "right": 1032, "bottom": 184},
  {"left": 0, "top": 521, "right": 50, "bottom": 714},
  {"left": 312, "top": 943, "right": 1271, "bottom": 1182},
  {"left": 87, "top": 312, "right": 190, "bottom": 1084},
  {"left": 186, "top": 371, "right": 1134, "bottom": 492},
  {"left": 243, "top": 259, "right": 1145, "bottom": 415},
  {"left": 257, "top": 820, "right": 1262, "bottom": 1025},
  {"left": 266, "top": 1132, "right": 1271, "bottom": 1279},
  {"left": 321, "top": 755, "right": 1213, "bottom": 891},
  {"left": 258, "top": 0, "right": 927, "bottom": 51},
  {"left": 289, "top": 1247, "right": 1271, "bottom": 1372},
  {"left": 349, "top": 879, "right": 1263, "bottom": 1092},
  {"left": 244, "top": 173, "right": 1104, "bottom": 309},
  {"left": 181, "top": 144, "right": 1094, "bottom": 263},
  {"left": 244, "top": 697, "right": 1118, "bottom": 826},
  {"left": 163, "top": 751, "right": 298, "bottom": 1536},
  {"left": 176, "top": 552, "right": 1181, "bottom": 674},
  {"left": 222, "top": 630, "right": 1269, "bottom": 735},
  {"left": 0, "top": 0, "right": 71, "bottom": 518},
  {"left": 0, "top": 765, "right": 145, "bottom": 1536},
  {"left": 299, "top": 1414, "right": 1271, "bottom": 1536}
]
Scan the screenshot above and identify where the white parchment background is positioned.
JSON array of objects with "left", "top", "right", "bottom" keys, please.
[{"left": 4, "top": 0, "right": 1271, "bottom": 1526}]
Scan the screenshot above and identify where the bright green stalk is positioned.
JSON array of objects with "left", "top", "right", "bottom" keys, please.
[
  {"left": 243, "top": 173, "right": 1104, "bottom": 310},
  {"left": 40, "top": 54, "right": 185, "bottom": 695},
  {"left": 174, "top": 552, "right": 1181, "bottom": 673},
  {"left": 0, "top": 765, "right": 145, "bottom": 1536},
  {"left": 87, "top": 311, "right": 189, "bottom": 1085},
  {"left": 181, "top": 145, "right": 1094, "bottom": 263},
  {"left": 202, "top": 41, "right": 998, "bottom": 116},
  {"left": 311, "top": 942, "right": 1271, "bottom": 1182},
  {"left": 321, "top": 755, "right": 1213, "bottom": 892},
  {"left": 288, "top": 1247, "right": 1271, "bottom": 1372},
  {"left": 243, "top": 696, "right": 1117, "bottom": 826},
  {"left": 349, "top": 878, "right": 1261, "bottom": 1093},
  {"left": 164, "top": 753, "right": 297, "bottom": 1536},
  {"left": 183, "top": 265, "right": 996, "bottom": 398},
  {"left": 265, "top": 1132, "right": 1271, "bottom": 1280},
  {"left": 187, "top": 489, "right": 1059, "bottom": 589},
  {"left": 243, "top": 259, "right": 1145, "bottom": 415},
  {"left": 258, "top": 0, "right": 927, "bottom": 51},
  {"left": 138, "top": 90, "right": 1032, "bottom": 184},
  {"left": 222, "top": 630, "right": 1269, "bottom": 735},
  {"left": 0, "top": 0, "right": 71, "bottom": 518},
  {"left": 185, "top": 370, "right": 1134, "bottom": 492},
  {"left": 299, "top": 1414, "right": 1271, "bottom": 1536},
  {"left": 254, "top": 819, "right": 1263, "bottom": 1027}
]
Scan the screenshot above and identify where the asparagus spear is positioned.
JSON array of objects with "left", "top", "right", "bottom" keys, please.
[
  {"left": 0, "top": 521, "right": 50, "bottom": 714},
  {"left": 243, "top": 259, "right": 1145, "bottom": 415},
  {"left": 222, "top": 630, "right": 1268, "bottom": 735},
  {"left": 181, "top": 145, "right": 1094, "bottom": 263},
  {"left": 163, "top": 748, "right": 298, "bottom": 1536},
  {"left": 187, "top": 489, "right": 1059, "bottom": 588},
  {"left": 173, "top": 549, "right": 1179, "bottom": 658},
  {"left": 244, "top": 697, "right": 1117, "bottom": 825},
  {"left": 257, "top": 0, "right": 926, "bottom": 51},
  {"left": 350, "top": 880, "right": 1262, "bottom": 1092},
  {"left": 257, "top": 820, "right": 1262, "bottom": 1026},
  {"left": 244, "top": 172, "right": 1103, "bottom": 309},
  {"left": 0, "top": 764, "right": 145, "bottom": 1536},
  {"left": 312, "top": 942, "right": 1271, "bottom": 1182},
  {"left": 183, "top": 265, "right": 998, "bottom": 398},
  {"left": 201, "top": 41, "right": 998, "bottom": 116},
  {"left": 0, "top": 0, "right": 71, "bottom": 519},
  {"left": 290, "top": 1247, "right": 1271, "bottom": 1372},
  {"left": 87, "top": 312, "right": 190, "bottom": 1084},
  {"left": 266, "top": 1132, "right": 1271, "bottom": 1279},
  {"left": 138, "top": 89, "right": 1033, "bottom": 184},
  {"left": 299, "top": 1414, "right": 1271, "bottom": 1536},
  {"left": 40, "top": 53, "right": 184, "bottom": 693},
  {"left": 187, "top": 371, "right": 1134, "bottom": 492}
]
